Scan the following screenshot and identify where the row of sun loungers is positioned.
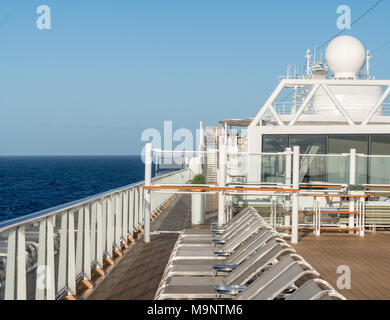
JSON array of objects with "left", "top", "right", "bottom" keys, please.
[{"left": 155, "top": 207, "right": 346, "bottom": 300}]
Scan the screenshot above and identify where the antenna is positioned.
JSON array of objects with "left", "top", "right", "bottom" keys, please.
[
  {"left": 366, "top": 50, "right": 372, "bottom": 79},
  {"left": 305, "top": 49, "right": 312, "bottom": 78}
]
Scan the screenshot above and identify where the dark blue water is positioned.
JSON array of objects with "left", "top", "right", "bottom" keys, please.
[{"left": 0, "top": 156, "right": 145, "bottom": 222}]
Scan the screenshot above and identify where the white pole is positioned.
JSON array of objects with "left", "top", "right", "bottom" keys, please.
[
  {"left": 285, "top": 147, "right": 292, "bottom": 186},
  {"left": 218, "top": 144, "right": 226, "bottom": 226},
  {"left": 360, "top": 198, "right": 365, "bottom": 237},
  {"left": 349, "top": 149, "right": 356, "bottom": 234},
  {"left": 285, "top": 148, "right": 292, "bottom": 227},
  {"left": 199, "top": 121, "right": 205, "bottom": 175},
  {"left": 144, "top": 143, "right": 152, "bottom": 243},
  {"left": 291, "top": 146, "right": 300, "bottom": 244},
  {"left": 199, "top": 121, "right": 205, "bottom": 150}
]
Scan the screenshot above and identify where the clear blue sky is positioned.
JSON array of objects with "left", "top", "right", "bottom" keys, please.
[{"left": 0, "top": 0, "right": 389, "bottom": 155}]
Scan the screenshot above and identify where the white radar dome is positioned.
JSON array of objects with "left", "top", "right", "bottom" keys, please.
[{"left": 325, "top": 35, "right": 366, "bottom": 79}]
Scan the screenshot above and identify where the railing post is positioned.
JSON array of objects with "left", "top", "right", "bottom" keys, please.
[
  {"left": 123, "top": 191, "right": 129, "bottom": 240},
  {"left": 349, "top": 148, "right": 357, "bottom": 234},
  {"left": 5, "top": 230, "right": 16, "bottom": 300},
  {"left": 360, "top": 197, "right": 365, "bottom": 237},
  {"left": 96, "top": 200, "right": 104, "bottom": 267},
  {"left": 129, "top": 189, "right": 135, "bottom": 236},
  {"left": 46, "top": 216, "right": 55, "bottom": 300},
  {"left": 67, "top": 211, "right": 76, "bottom": 296},
  {"left": 58, "top": 212, "right": 68, "bottom": 292},
  {"left": 16, "top": 226, "right": 27, "bottom": 300},
  {"left": 91, "top": 203, "right": 97, "bottom": 262},
  {"left": 83, "top": 205, "right": 91, "bottom": 281},
  {"left": 285, "top": 148, "right": 292, "bottom": 227},
  {"left": 144, "top": 143, "right": 152, "bottom": 243},
  {"left": 291, "top": 146, "right": 300, "bottom": 244},
  {"left": 218, "top": 145, "right": 226, "bottom": 226},
  {"left": 134, "top": 188, "right": 139, "bottom": 230},
  {"left": 106, "top": 197, "right": 114, "bottom": 256},
  {"left": 36, "top": 219, "right": 47, "bottom": 300},
  {"left": 115, "top": 194, "right": 121, "bottom": 249}
]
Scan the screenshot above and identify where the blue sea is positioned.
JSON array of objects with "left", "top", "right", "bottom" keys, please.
[{"left": 0, "top": 156, "right": 146, "bottom": 223}]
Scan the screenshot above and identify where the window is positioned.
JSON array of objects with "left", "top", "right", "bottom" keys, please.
[
  {"left": 369, "top": 135, "right": 390, "bottom": 184},
  {"left": 328, "top": 135, "right": 368, "bottom": 154},
  {"left": 262, "top": 135, "right": 288, "bottom": 153}
]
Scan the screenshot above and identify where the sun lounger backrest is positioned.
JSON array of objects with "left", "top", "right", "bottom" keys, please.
[
  {"left": 222, "top": 220, "right": 263, "bottom": 252},
  {"left": 251, "top": 263, "right": 318, "bottom": 300},
  {"left": 226, "top": 241, "right": 291, "bottom": 285},
  {"left": 222, "top": 213, "right": 258, "bottom": 238},
  {"left": 227, "top": 207, "right": 255, "bottom": 225},
  {"left": 235, "top": 255, "right": 297, "bottom": 300},
  {"left": 286, "top": 279, "right": 326, "bottom": 300},
  {"left": 222, "top": 215, "right": 259, "bottom": 242},
  {"left": 225, "top": 230, "right": 275, "bottom": 265}
]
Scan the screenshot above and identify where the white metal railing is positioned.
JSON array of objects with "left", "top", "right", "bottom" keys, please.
[
  {"left": 266, "top": 102, "right": 390, "bottom": 119},
  {"left": 225, "top": 150, "right": 390, "bottom": 187},
  {"left": 0, "top": 168, "right": 189, "bottom": 300}
]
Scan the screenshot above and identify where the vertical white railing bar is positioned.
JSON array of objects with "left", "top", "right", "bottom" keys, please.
[
  {"left": 91, "top": 203, "right": 97, "bottom": 263},
  {"left": 16, "top": 226, "right": 27, "bottom": 300},
  {"left": 115, "top": 194, "right": 121, "bottom": 249},
  {"left": 291, "top": 146, "right": 300, "bottom": 244},
  {"left": 76, "top": 209, "right": 84, "bottom": 275},
  {"left": 57, "top": 212, "right": 68, "bottom": 292},
  {"left": 67, "top": 210, "right": 76, "bottom": 296},
  {"left": 96, "top": 200, "right": 104, "bottom": 268},
  {"left": 285, "top": 148, "right": 292, "bottom": 228},
  {"left": 144, "top": 143, "right": 152, "bottom": 243},
  {"left": 83, "top": 204, "right": 91, "bottom": 281},
  {"left": 349, "top": 149, "right": 357, "bottom": 234},
  {"left": 35, "top": 219, "right": 46, "bottom": 300},
  {"left": 218, "top": 144, "right": 227, "bottom": 227},
  {"left": 5, "top": 229, "right": 16, "bottom": 300},
  {"left": 46, "top": 216, "right": 55, "bottom": 300}
]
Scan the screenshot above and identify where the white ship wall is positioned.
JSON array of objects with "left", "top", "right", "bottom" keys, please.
[{"left": 313, "top": 85, "right": 383, "bottom": 121}]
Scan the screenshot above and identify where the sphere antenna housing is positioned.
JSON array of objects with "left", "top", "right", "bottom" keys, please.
[{"left": 325, "top": 35, "right": 366, "bottom": 79}]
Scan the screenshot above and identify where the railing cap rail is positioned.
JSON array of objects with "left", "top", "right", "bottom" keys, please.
[{"left": 0, "top": 168, "right": 189, "bottom": 233}]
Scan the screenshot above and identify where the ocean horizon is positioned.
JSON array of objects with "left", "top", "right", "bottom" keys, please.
[{"left": 0, "top": 155, "right": 147, "bottom": 222}]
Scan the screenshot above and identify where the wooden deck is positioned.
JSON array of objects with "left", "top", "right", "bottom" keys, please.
[
  {"left": 88, "top": 192, "right": 390, "bottom": 300},
  {"left": 88, "top": 193, "right": 217, "bottom": 300},
  {"left": 292, "top": 232, "right": 390, "bottom": 300}
]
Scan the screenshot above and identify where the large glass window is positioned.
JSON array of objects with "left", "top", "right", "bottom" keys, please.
[
  {"left": 370, "top": 135, "right": 390, "bottom": 155},
  {"left": 262, "top": 135, "right": 288, "bottom": 153},
  {"left": 289, "top": 135, "right": 327, "bottom": 183},
  {"left": 369, "top": 135, "right": 390, "bottom": 184},
  {"left": 328, "top": 135, "right": 369, "bottom": 154},
  {"left": 289, "top": 135, "right": 327, "bottom": 154},
  {"left": 261, "top": 136, "right": 288, "bottom": 183},
  {"left": 261, "top": 134, "right": 390, "bottom": 185},
  {"left": 328, "top": 135, "right": 369, "bottom": 184}
]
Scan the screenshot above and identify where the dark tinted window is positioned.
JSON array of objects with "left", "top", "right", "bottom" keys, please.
[{"left": 262, "top": 135, "right": 288, "bottom": 153}]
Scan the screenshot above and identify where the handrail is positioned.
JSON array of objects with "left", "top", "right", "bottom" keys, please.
[
  {"left": 0, "top": 181, "right": 145, "bottom": 234},
  {"left": 0, "top": 168, "right": 189, "bottom": 233},
  {"left": 144, "top": 186, "right": 299, "bottom": 192}
]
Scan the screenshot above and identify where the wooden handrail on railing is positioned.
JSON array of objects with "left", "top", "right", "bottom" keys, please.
[{"left": 144, "top": 186, "right": 299, "bottom": 192}]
